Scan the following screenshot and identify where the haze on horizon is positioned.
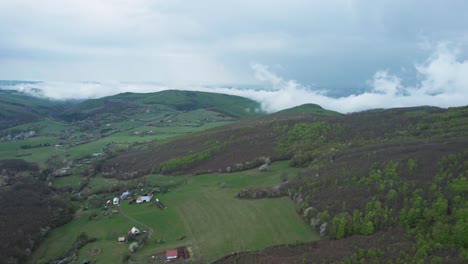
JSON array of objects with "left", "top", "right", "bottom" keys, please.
[{"left": 1, "top": 0, "right": 468, "bottom": 113}]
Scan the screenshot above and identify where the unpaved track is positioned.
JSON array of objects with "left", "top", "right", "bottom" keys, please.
[{"left": 119, "top": 207, "right": 154, "bottom": 239}]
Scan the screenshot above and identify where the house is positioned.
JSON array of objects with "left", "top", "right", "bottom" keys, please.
[
  {"left": 120, "top": 191, "right": 131, "bottom": 200},
  {"left": 128, "top": 227, "right": 140, "bottom": 235},
  {"left": 136, "top": 194, "right": 153, "bottom": 203},
  {"left": 118, "top": 236, "right": 126, "bottom": 243},
  {"left": 113, "top": 197, "right": 119, "bottom": 205},
  {"left": 166, "top": 249, "right": 178, "bottom": 260}
]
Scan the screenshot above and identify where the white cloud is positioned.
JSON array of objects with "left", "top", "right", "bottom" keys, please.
[
  {"left": 2, "top": 0, "right": 468, "bottom": 85},
  {"left": 7, "top": 81, "right": 167, "bottom": 100},
  {"left": 242, "top": 43, "right": 468, "bottom": 113},
  {"left": 415, "top": 43, "right": 468, "bottom": 95},
  {"left": 1, "top": 43, "right": 468, "bottom": 113},
  {"left": 368, "top": 71, "right": 402, "bottom": 96}
]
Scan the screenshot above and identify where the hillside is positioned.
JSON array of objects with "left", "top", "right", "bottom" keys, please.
[
  {"left": 274, "top": 103, "right": 341, "bottom": 116},
  {"left": 102, "top": 106, "right": 468, "bottom": 178},
  {"left": 1, "top": 89, "right": 467, "bottom": 263},
  {"left": 100, "top": 105, "right": 468, "bottom": 263},
  {"left": 59, "top": 90, "right": 263, "bottom": 121},
  {"left": 0, "top": 90, "right": 266, "bottom": 170},
  {"left": 0, "top": 90, "right": 69, "bottom": 130},
  {"left": 0, "top": 90, "right": 270, "bottom": 263}
]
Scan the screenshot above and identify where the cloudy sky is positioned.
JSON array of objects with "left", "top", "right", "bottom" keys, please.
[{"left": 1, "top": 0, "right": 468, "bottom": 112}]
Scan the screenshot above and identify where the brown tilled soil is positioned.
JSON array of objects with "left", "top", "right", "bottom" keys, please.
[{"left": 102, "top": 116, "right": 299, "bottom": 178}]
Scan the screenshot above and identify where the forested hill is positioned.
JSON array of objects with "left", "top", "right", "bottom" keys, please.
[
  {"left": 0, "top": 90, "right": 69, "bottom": 130},
  {"left": 101, "top": 105, "right": 468, "bottom": 263},
  {"left": 58, "top": 90, "right": 264, "bottom": 121},
  {"left": 102, "top": 105, "right": 468, "bottom": 178},
  {"left": 0, "top": 89, "right": 265, "bottom": 130},
  {"left": 1, "top": 86, "right": 467, "bottom": 263}
]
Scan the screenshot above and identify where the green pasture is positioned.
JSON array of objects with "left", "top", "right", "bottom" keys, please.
[
  {"left": 31, "top": 162, "right": 318, "bottom": 263},
  {"left": 65, "top": 121, "right": 232, "bottom": 160},
  {"left": 80, "top": 176, "right": 122, "bottom": 196},
  {"left": 30, "top": 211, "right": 135, "bottom": 264},
  {"left": 144, "top": 174, "right": 189, "bottom": 187},
  {"left": 1, "top": 119, "right": 67, "bottom": 135},
  {"left": 0, "top": 136, "right": 58, "bottom": 167},
  {"left": 53, "top": 175, "right": 81, "bottom": 188}
]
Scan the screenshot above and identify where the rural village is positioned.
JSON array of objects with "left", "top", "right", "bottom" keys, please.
[{"left": 79, "top": 189, "right": 192, "bottom": 264}]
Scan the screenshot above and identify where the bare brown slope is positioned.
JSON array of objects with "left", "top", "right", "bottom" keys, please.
[
  {"left": 102, "top": 116, "right": 306, "bottom": 179},
  {"left": 102, "top": 106, "right": 468, "bottom": 179},
  {"left": 293, "top": 137, "right": 468, "bottom": 216}
]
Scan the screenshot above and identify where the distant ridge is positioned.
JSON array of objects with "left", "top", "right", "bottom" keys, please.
[
  {"left": 0, "top": 90, "right": 69, "bottom": 130},
  {"left": 59, "top": 90, "right": 264, "bottom": 121},
  {"left": 274, "top": 103, "right": 341, "bottom": 116}
]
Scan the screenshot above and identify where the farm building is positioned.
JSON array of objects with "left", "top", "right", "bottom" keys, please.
[
  {"left": 118, "top": 236, "right": 126, "bottom": 243},
  {"left": 166, "top": 249, "right": 178, "bottom": 260},
  {"left": 120, "top": 191, "right": 131, "bottom": 200},
  {"left": 136, "top": 194, "right": 152, "bottom": 203},
  {"left": 128, "top": 227, "right": 140, "bottom": 235},
  {"left": 113, "top": 197, "right": 119, "bottom": 205},
  {"left": 150, "top": 247, "right": 190, "bottom": 262}
]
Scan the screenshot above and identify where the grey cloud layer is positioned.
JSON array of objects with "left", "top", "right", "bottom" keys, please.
[
  {"left": 4, "top": 43, "right": 468, "bottom": 113},
  {"left": 1, "top": 0, "right": 468, "bottom": 87}
]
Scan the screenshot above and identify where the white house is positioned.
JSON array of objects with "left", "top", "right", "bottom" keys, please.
[
  {"left": 129, "top": 227, "right": 140, "bottom": 235},
  {"left": 113, "top": 197, "right": 119, "bottom": 205},
  {"left": 136, "top": 194, "right": 152, "bottom": 203},
  {"left": 120, "top": 191, "right": 131, "bottom": 200}
]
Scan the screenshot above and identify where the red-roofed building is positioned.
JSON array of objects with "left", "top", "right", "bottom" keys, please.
[{"left": 166, "top": 249, "right": 178, "bottom": 260}]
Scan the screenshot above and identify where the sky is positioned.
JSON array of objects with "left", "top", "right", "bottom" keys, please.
[{"left": 1, "top": 0, "right": 468, "bottom": 113}]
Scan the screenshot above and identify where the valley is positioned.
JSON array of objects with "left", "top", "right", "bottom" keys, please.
[{"left": 0, "top": 89, "right": 467, "bottom": 263}]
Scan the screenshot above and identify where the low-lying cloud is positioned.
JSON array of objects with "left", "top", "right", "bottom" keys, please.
[{"left": 1, "top": 43, "right": 467, "bottom": 114}]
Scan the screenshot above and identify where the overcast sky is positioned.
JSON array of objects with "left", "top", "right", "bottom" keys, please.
[{"left": 1, "top": 0, "right": 468, "bottom": 112}]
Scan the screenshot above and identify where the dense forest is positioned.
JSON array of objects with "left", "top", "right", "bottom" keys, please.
[{"left": 0, "top": 161, "right": 75, "bottom": 264}]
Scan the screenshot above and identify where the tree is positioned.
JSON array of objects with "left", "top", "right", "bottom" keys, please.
[{"left": 361, "top": 221, "right": 375, "bottom": 235}]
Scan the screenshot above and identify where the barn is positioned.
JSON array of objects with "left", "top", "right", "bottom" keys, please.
[{"left": 165, "top": 249, "right": 178, "bottom": 260}]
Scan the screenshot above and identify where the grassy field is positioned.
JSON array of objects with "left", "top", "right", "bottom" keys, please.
[
  {"left": 53, "top": 175, "right": 81, "bottom": 188},
  {"left": 31, "top": 162, "right": 318, "bottom": 263},
  {"left": 65, "top": 121, "right": 234, "bottom": 160},
  {"left": 0, "top": 136, "right": 58, "bottom": 167}
]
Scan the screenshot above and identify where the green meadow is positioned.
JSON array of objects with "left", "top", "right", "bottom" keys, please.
[{"left": 31, "top": 162, "right": 319, "bottom": 263}]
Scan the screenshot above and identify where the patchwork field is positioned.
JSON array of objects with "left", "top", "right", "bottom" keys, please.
[{"left": 30, "top": 162, "right": 319, "bottom": 263}]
